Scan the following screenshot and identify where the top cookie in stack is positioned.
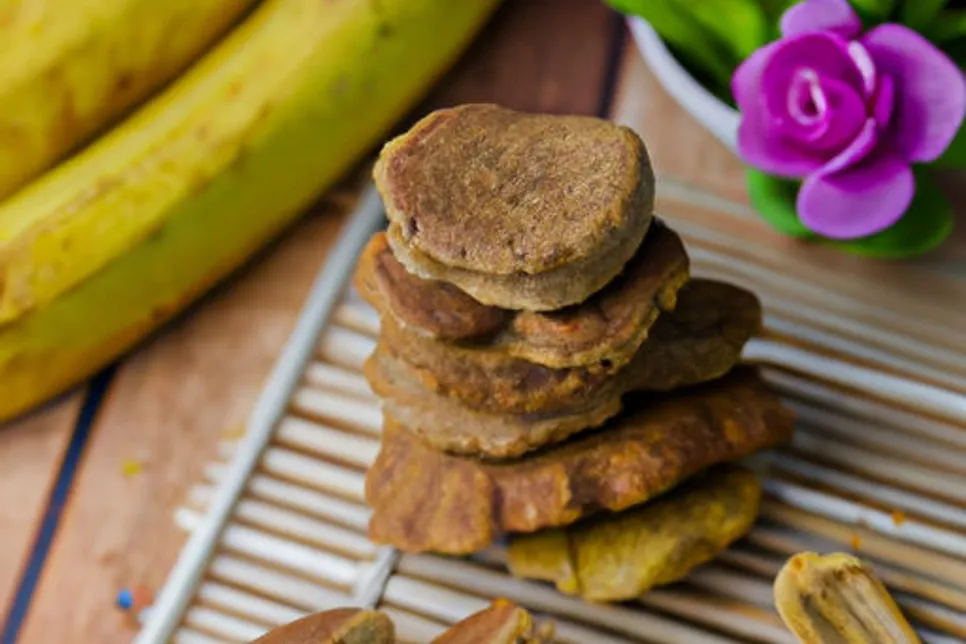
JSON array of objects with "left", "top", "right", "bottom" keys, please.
[
  {"left": 375, "top": 103, "right": 654, "bottom": 311},
  {"left": 356, "top": 105, "right": 793, "bottom": 597}
]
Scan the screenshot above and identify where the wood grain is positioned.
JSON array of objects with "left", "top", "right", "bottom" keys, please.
[
  {"left": 15, "top": 3, "right": 620, "bottom": 642},
  {"left": 16, "top": 203, "right": 349, "bottom": 644},
  {"left": 0, "top": 395, "right": 82, "bottom": 622},
  {"left": 421, "top": 0, "right": 616, "bottom": 115}
]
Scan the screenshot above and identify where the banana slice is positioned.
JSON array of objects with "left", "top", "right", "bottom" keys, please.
[{"left": 774, "top": 552, "right": 920, "bottom": 644}]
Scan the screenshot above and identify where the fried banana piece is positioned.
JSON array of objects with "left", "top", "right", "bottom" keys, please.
[
  {"left": 432, "top": 599, "right": 553, "bottom": 643},
  {"left": 507, "top": 465, "right": 761, "bottom": 600},
  {"left": 774, "top": 552, "right": 920, "bottom": 644},
  {"left": 365, "top": 368, "right": 793, "bottom": 553},
  {"left": 365, "top": 344, "right": 621, "bottom": 459},
  {"left": 355, "top": 222, "right": 687, "bottom": 368},
  {"left": 378, "top": 278, "right": 760, "bottom": 417},
  {"left": 250, "top": 608, "right": 393, "bottom": 644},
  {"left": 364, "top": 280, "right": 760, "bottom": 458}
]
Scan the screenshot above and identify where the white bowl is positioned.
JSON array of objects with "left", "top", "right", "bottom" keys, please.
[{"left": 627, "top": 17, "right": 740, "bottom": 151}]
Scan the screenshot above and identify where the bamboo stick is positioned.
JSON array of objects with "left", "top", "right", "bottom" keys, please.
[
  {"left": 551, "top": 620, "right": 641, "bottom": 644},
  {"left": 764, "top": 478, "right": 966, "bottom": 557},
  {"left": 207, "top": 554, "right": 350, "bottom": 611},
  {"left": 788, "top": 432, "right": 966, "bottom": 500},
  {"left": 743, "top": 528, "right": 966, "bottom": 611},
  {"left": 229, "top": 498, "right": 377, "bottom": 560},
  {"left": 760, "top": 502, "right": 966, "bottom": 587},
  {"left": 273, "top": 416, "right": 380, "bottom": 466},
  {"left": 658, "top": 188, "right": 963, "bottom": 341},
  {"left": 289, "top": 388, "right": 382, "bottom": 436},
  {"left": 259, "top": 447, "right": 366, "bottom": 501},
  {"left": 318, "top": 326, "right": 376, "bottom": 370},
  {"left": 196, "top": 582, "right": 304, "bottom": 627},
  {"left": 769, "top": 453, "right": 966, "bottom": 530},
  {"left": 176, "top": 508, "right": 359, "bottom": 588},
  {"left": 172, "top": 629, "right": 222, "bottom": 644},
  {"left": 331, "top": 302, "right": 380, "bottom": 338},
  {"left": 302, "top": 361, "right": 376, "bottom": 400},
  {"left": 640, "top": 588, "right": 794, "bottom": 644},
  {"left": 787, "top": 404, "right": 966, "bottom": 472},
  {"left": 743, "top": 340, "right": 966, "bottom": 423},
  {"left": 395, "top": 556, "right": 737, "bottom": 644},
  {"left": 244, "top": 475, "right": 370, "bottom": 531},
  {"left": 183, "top": 606, "right": 263, "bottom": 642},
  {"left": 762, "top": 369, "right": 966, "bottom": 448},
  {"left": 686, "top": 565, "right": 775, "bottom": 608}
]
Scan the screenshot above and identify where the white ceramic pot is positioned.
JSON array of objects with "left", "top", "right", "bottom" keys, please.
[{"left": 628, "top": 17, "right": 740, "bottom": 151}]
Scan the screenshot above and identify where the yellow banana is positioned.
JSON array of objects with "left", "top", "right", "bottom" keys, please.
[
  {"left": 0, "top": 0, "right": 500, "bottom": 325},
  {"left": 0, "top": 0, "right": 256, "bottom": 201},
  {"left": 0, "top": 0, "right": 500, "bottom": 422}
]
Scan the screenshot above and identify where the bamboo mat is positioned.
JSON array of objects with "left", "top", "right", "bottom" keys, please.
[{"left": 137, "top": 187, "right": 966, "bottom": 643}]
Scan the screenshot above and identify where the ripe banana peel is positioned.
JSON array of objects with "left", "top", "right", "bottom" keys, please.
[
  {"left": 0, "top": 0, "right": 500, "bottom": 422},
  {"left": 0, "top": 0, "right": 256, "bottom": 201}
]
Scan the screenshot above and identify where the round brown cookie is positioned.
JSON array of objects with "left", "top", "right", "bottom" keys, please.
[
  {"left": 375, "top": 104, "right": 654, "bottom": 310},
  {"left": 354, "top": 219, "right": 688, "bottom": 369},
  {"left": 251, "top": 608, "right": 394, "bottom": 644},
  {"left": 364, "top": 344, "right": 621, "bottom": 459},
  {"left": 507, "top": 465, "right": 762, "bottom": 600},
  {"left": 380, "top": 279, "right": 761, "bottom": 416},
  {"left": 364, "top": 368, "right": 794, "bottom": 554}
]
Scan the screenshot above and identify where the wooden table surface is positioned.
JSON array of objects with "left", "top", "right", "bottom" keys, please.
[{"left": 1, "top": 2, "right": 963, "bottom": 643}]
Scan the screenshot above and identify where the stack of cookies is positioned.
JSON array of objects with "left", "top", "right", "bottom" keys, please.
[{"left": 356, "top": 105, "right": 794, "bottom": 601}]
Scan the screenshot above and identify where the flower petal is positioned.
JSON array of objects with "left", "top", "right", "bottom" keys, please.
[
  {"left": 805, "top": 77, "right": 867, "bottom": 152},
  {"left": 798, "top": 152, "right": 914, "bottom": 239},
  {"left": 872, "top": 73, "right": 895, "bottom": 129},
  {"left": 780, "top": 0, "right": 862, "bottom": 40},
  {"left": 863, "top": 24, "right": 966, "bottom": 162},
  {"left": 761, "top": 33, "right": 864, "bottom": 121},
  {"left": 732, "top": 42, "right": 781, "bottom": 110},
  {"left": 848, "top": 41, "right": 876, "bottom": 96},
  {"left": 820, "top": 118, "right": 878, "bottom": 175},
  {"left": 737, "top": 100, "right": 827, "bottom": 177}
]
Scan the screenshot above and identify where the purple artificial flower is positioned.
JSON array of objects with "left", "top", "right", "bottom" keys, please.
[{"left": 732, "top": 0, "right": 966, "bottom": 239}]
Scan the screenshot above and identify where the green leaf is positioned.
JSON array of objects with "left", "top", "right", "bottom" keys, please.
[
  {"left": 746, "top": 169, "right": 815, "bottom": 238},
  {"left": 605, "top": 0, "right": 746, "bottom": 90},
  {"left": 848, "top": 0, "right": 898, "bottom": 24},
  {"left": 686, "top": 0, "right": 771, "bottom": 60},
  {"left": 899, "top": 0, "right": 948, "bottom": 29},
  {"left": 922, "top": 9, "right": 966, "bottom": 43},
  {"left": 933, "top": 120, "right": 966, "bottom": 168},
  {"left": 828, "top": 170, "right": 954, "bottom": 258},
  {"left": 941, "top": 36, "right": 966, "bottom": 68}
]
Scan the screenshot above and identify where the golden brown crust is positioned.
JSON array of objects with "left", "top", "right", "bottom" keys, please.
[
  {"left": 364, "top": 369, "right": 793, "bottom": 553},
  {"left": 431, "top": 600, "right": 552, "bottom": 643},
  {"left": 355, "top": 220, "right": 689, "bottom": 368},
  {"left": 380, "top": 279, "right": 761, "bottom": 417},
  {"left": 250, "top": 608, "right": 394, "bottom": 644},
  {"left": 375, "top": 104, "right": 653, "bottom": 276},
  {"left": 507, "top": 465, "right": 762, "bottom": 600}
]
